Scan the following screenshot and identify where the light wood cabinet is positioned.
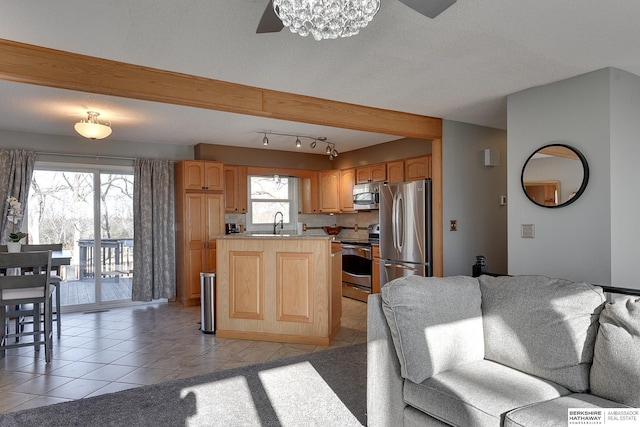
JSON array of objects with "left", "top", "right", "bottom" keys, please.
[
  {"left": 318, "top": 170, "right": 341, "bottom": 213},
  {"left": 356, "top": 163, "right": 386, "bottom": 183},
  {"left": 386, "top": 160, "right": 405, "bottom": 183},
  {"left": 182, "top": 160, "right": 224, "bottom": 191},
  {"left": 340, "top": 168, "right": 355, "bottom": 212},
  {"left": 224, "top": 165, "right": 247, "bottom": 213},
  {"left": 372, "top": 244, "right": 381, "bottom": 294},
  {"left": 405, "top": 155, "right": 432, "bottom": 181},
  {"left": 217, "top": 237, "right": 340, "bottom": 345},
  {"left": 301, "top": 172, "right": 319, "bottom": 214},
  {"left": 175, "top": 160, "right": 225, "bottom": 307}
]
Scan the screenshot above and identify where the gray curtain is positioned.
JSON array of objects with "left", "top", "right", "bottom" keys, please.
[
  {"left": 132, "top": 158, "right": 176, "bottom": 301},
  {"left": 0, "top": 149, "right": 36, "bottom": 243}
]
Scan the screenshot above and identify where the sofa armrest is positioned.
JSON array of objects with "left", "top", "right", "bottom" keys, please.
[{"left": 367, "top": 293, "right": 405, "bottom": 427}]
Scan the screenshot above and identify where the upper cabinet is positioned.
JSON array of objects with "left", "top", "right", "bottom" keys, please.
[
  {"left": 301, "top": 172, "right": 319, "bottom": 214},
  {"left": 386, "top": 160, "right": 404, "bottom": 183},
  {"left": 224, "top": 165, "right": 247, "bottom": 213},
  {"left": 405, "top": 155, "right": 432, "bottom": 181},
  {"left": 340, "top": 168, "right": 356, "bottom": 212},
  {"left": 182, "top": 160, "right": 224, "bottom": 191},
  {"left": 356, "top": 163, "right": 386, "bottom": 184},
  {"left": 318, "top": 170, "right": 341, "bottom": 213}
]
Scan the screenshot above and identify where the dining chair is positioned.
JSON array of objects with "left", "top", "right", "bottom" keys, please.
[
  {"left": 22, "top": 244, "right": 63, "bottom": 337},
  {"left": 0, "top": 251, "right": 54, "bottom": 363}
]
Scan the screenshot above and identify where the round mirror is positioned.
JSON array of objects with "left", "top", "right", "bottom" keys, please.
[{"left": 521, "top": 144, "right": 589, "bottom": 208}]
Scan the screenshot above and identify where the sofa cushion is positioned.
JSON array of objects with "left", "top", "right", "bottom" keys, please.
[
  {"left": 504, "top": 393, "right": 629, "bottom": 427},
  {"left": 381, "top": 275, "right": 484, "bottom": 384},
  {"left": 590, "top": 296, "right": 640, "bottom": 407},
  {"left": 479, "top": 275, "right": 605, "bottom": 392},
  {"left": 404, "top": 359, "right": 570, "bottom": 427}
]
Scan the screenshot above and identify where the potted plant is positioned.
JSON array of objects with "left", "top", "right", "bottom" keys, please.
[{"left": 6, "top": 196, "right": 27, "bottom": 252}]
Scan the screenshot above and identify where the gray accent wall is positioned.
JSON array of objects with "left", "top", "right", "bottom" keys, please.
[
  {"left": 442, "top": 120, "right": 507, "bottom": 276},
  {"left": 508, "top": 67, "right": 640, "bottom": 289}
]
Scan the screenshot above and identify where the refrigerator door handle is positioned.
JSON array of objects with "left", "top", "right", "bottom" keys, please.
[
  {"left": 383, "top": 262, "right": 417, "bottom": 271},
  {"left": 391, "top": 191, "right": 398, "bottom": 252},
  {"left": 398, "top": 191, "right": 404, "bottom": 252}
]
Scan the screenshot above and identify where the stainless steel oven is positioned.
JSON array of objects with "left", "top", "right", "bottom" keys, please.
[
  {"left": 341, "top": 242, "right": 372, "bottom": 302},
  {"left": 340, "top": 224, "right": 380, "bottom": 302}
]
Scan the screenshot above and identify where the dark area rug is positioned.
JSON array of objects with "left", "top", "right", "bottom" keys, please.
[{"left": 0, "top": 343, "right": 366, "bottom": 427}]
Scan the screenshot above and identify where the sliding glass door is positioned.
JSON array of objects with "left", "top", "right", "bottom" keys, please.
[{"left": 28, "top": 165, "right": 134, "bottom": 311}]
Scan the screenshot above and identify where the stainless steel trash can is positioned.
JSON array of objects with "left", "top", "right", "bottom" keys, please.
[{"left": 200, "top": 271, "right": 216, "bottom": 334}]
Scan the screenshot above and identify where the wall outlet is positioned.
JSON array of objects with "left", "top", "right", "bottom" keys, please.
[
  {"left": 302, "top": 223, "right": 307, "bottom": 232},
  {"left": 521, "top": 224, "right": 535, "bottom": 238},
  {"left": 500, "top": 195, "right": 507, "bottom": 206}
]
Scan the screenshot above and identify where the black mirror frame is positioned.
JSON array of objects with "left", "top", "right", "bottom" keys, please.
[{"left": 521, "top": 143, "right": 589, "bottom": 209}]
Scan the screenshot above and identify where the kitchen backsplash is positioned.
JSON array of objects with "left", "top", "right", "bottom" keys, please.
[{"left": 225, "top": 211, "right": 379, "bottom": 239}]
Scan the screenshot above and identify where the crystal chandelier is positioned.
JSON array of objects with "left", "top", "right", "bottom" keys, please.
[{"left": 273, "top": 0, "right": 381, "bottom": 41}]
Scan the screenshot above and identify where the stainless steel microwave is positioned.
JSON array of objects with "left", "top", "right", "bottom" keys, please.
[{"left": 353, "top": 182, "right": 381, "bottom": 210}]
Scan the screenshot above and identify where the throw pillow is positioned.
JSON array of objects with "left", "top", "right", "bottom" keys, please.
[
  {"left": 381, "top": 275, "right": 484, "bottom": 384},
  {"left": 590, "top": 296, "right": 640, "bottom": 407},
  {"left": 479, "top": 275, "right": 605, "bottom": 392}
]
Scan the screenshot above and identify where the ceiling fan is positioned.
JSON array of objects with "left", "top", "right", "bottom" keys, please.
[{"left": 256, "top": 0, "right": 457, "bottom": 34}]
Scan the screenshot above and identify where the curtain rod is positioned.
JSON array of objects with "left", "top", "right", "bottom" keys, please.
[{"left": 35, "top": 151, "right": 136, "bottom": 161}]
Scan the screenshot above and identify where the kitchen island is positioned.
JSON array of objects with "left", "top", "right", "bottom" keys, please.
[{"left": 215, "top": 235, "right": 342, "bottom": 345}]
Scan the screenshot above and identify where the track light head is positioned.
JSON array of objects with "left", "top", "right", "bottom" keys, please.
[
  {"left": 295, "top": 137, "right": 301, "bottom": 148},
  {"left": 263, "top": 134, "right": 269, "bottom": 145}
]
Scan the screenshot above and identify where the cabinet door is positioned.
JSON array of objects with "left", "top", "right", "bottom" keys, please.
[
  {"left": 372, "top": 244, "right": 381, "bottom": 294},
  {"left": 206, "top": 193, "right": 225, "bottom": 240},
  {"left": 236, "top": 166, "right": 248, "bottom": 213},
  {"left": 183, "top": 161, "right": 205, "bottom": 190},
  {"left": 386, "top": 161, "right": 404, "bottom": 183},
  {"left": 224, "top": 166, "right": 237, "bottom": 212},
  {"left": 340, "top": 168, "right": 355, "bottom": 212},
  {"left": 355, "top": 167, "right": 371, "bottom": 184},
  {"left": 301, "top": 172, "right": 319, "bottom": 213},
  {"left": 318, "top": 170, "right": 341, "bottom": 213},
  {"left": 405, "top": 155, "right": 432, "bottom": 181},
  {"left": 204, "top": 162, "right": 224, "bottom": 191},
  {"left": 185, "top": 193, "right": 206, "bottom": 298},
  {"left": 370, "top": 164, "right": 386, "bottom": 182}
]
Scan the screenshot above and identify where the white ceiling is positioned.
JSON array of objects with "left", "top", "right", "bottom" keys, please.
[{"left": 0, "top": 0, "right": 639, "bottom": 154}]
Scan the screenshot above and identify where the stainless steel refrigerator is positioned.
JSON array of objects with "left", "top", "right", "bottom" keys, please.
[{"left": 379, "top": 179, "right": 432, "bottom": 284}]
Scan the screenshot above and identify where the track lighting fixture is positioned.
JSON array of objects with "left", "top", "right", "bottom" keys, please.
[{"left": 257, "top": 132, "right": 339, "bottom": 160}]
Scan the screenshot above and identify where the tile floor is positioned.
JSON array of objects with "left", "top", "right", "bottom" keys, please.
[{"left": 0, "top": 297, "right": 367, "bottom": 414}]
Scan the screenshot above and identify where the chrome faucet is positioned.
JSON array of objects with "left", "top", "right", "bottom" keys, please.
[{"left": 273, "top": 211, "right": 284, "bottom": 235}]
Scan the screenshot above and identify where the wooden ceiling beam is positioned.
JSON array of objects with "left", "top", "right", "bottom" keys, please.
[{"left": 0, "top": 38, "right": 442, "bottom": 140}]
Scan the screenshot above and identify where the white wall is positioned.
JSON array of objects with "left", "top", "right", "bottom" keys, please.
[
  {"left": 442, "top": 120, "right": 507, "bottom": 276},
  {"left": 0, "top": 129, "right": 193, "bottom": 161},
  {"left": 507, "top": 69, "right": 612, "bottom": 285},
  {"left": 609, "top": 69, "right": 640, "bottom": 289}
]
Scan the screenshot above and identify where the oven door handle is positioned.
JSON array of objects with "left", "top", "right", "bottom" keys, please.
[{"left": 340, "top": 245, "right": 371, "bottom": 251}]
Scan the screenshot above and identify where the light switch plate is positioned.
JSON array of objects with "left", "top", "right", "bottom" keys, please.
[{"left": 521, "top": 224, "right": 535, "bottom": 238}]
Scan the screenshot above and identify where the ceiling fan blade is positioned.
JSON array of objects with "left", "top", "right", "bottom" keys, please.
[
  {"left": 398, "top": 0, "right": 457, "bottom": 19},
  {"left": 256, "top": 1, "right": 284, "bottom": 34}
]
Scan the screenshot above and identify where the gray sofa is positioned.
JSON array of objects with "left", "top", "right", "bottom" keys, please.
[{"left": 367, "top": 275, "right": 640, "bottom": 426}]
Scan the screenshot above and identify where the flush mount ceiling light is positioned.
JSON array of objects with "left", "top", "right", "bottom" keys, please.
[
  {"left": 74, "top": 111, "right": 112, "bottom": 140},
  {"left": 258, "top": 132, "right": 339, "bottom": 160},
  {"left": 272, "top": 0, "right": 380, "bottom": 41}
]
